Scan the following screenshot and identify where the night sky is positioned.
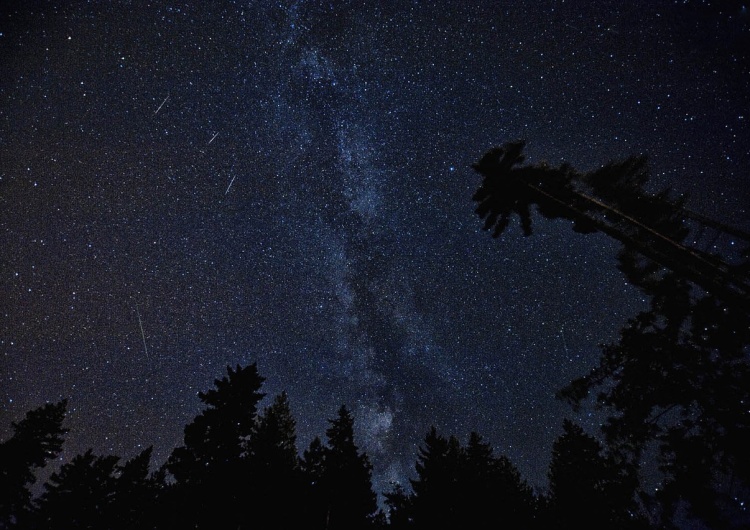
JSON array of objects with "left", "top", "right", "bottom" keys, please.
[{"left": 2, "top": 1, "right": 749, "bottom": 500}]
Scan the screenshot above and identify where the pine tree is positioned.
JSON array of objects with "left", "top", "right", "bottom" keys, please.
[
  {"left": 165, "top": 363, "right": 266, "bottom": 529},
  {"left": 112, "top": 447, "right": 161, "bottom": 530},
  {"left": 300, "top": 436, "right": 328, "bottom": 526},
  {"left": 406, "top": 428, "right": 535, "bottom": 529},
  {"left": 471, "top": 140, "right": 750, "bottom": 306},
  {"left": 461, "top": 432, "right": 535, "bottom": 529},
  {"left": 320, "top": 405, "right": 378, "bottom": 530},
  {"left": 33, "top": 449, "right": 119, "bottom": 530},
  {"left": 409, "top": 427, "right": 462, "bottom": 529},
  {"left": 472, "top": 141, "right": 750, "bottom": 527},
  {"left": 251, "top": 392, "right": 298, "bottom": 474},
  {"left": 167, "top": 364, "right": 265, "bottom": 483},
  {"left": 248, "top": 392, "right": 304, "bottom": 529},
  {"left": 0, "top": 400, "right": 68, "bottom": 529},
  {"left": 547, "top": 420, "right": 646, "bottom": 529},
  {"left": 301, "top": 436, "right": 327, "bottom": 484},
  {"left": 383, "top": 483, "right": 413, "bottom": 529}
]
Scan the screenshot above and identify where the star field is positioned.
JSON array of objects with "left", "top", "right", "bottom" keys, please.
[{"left": 2, "top": 0, "right": 748, "bottom": 499}]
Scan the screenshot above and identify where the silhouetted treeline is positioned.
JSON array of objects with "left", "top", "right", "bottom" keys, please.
[
  {"left": 2, "top": 362, "right": 657, "bottom": 530},
  {"left": 1, "top": 365, "right": 379, "bottom": 530},
  {"left": 4, "top": 142, "right": 749, "bottom": 529},
  {"left": 472, "top": 141, "right": 750, "bottom": 529}
]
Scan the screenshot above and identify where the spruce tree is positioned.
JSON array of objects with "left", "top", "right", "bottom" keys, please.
[
  {"left": 0, "top": 400, "right": 68, "bottom": 528},
  {"left": 33, "top": 449, "right": 119, "bottom": 530},
  {"left": 321, "top": 406, "right": 377, "bottom": 530},
  {"left": 409, "top": 427, "right": 462, "bottom": 529},
  {"left": 383, "top": 483, "right": 412, "bottom": 529},
  {"left": 547, "top": 420, "right": 646, "bottom": 529},
  {"left": 165, "top": 363, "right": 265, "bottom": 529},
  {"left": 32, "top": 446, "right": 160, "bottom": 530},
  {"left": 112, "top": 447, "right": 161, "bottom": 530},
  {"left": 249, "top": 392, "right": 304, "bottom": 529},
  {"left": 406, "top": 428, "right": 535, "bottom": 529},
  {"left": 462, "top": 432, "right": 535, "bottom": 529},
  {"left": 301, "top": 436, "right": 328, "bottom": 526},
  {"left": 472, "top": 141, "right": 750, "bottom": 527}
]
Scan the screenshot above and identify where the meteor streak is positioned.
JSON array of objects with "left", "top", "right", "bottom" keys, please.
[
  {"left": 560, "top": 325, "right": 570, "bottom": 357},
  {"left": 154, "top": 94, "right": 169, "bottom": 115},
  {"left": 225, "top": 174, "right": 237, "bottom": 195},
  {"left": 136, "top": 304, "right": 149, "bottom": 358}
]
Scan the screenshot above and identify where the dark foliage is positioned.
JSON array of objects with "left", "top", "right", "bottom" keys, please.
[
  {"left": 559, "top": 278, "right": 750, "bottom": 529},
  {"left": 2, "top": 364, "right": 382, "bottom": 529},
  {"left": 0, "top": 363, "right": 668, "bottom": 530},
  {"left": 31, "top": 447, "right": 160, "bottom": 530},
  {"left": 471, "top": 140, "right": 750, "bottom": 309},
  {"left": 0, "top": 400, "right": 68, "bottom": 529},
  {"left": 387, "top": 427, "right": 536, "bottom": 530},
  {"left": 164, "top": 363, "right": 266, "bottom": 529},
  {"left": 473, "top": 141, "right": 750, "bottom": 528},
  {"left": 309, "top": 405, "right": 379, "bottom": 530},
  {"left": 247, "top": 391, "right": 306, "bottom": 529},
  {"left": 546, "top": 420, "right": 649, "bottom": 529},
  {"left": 6, "top": 142, "right": 749, "bottom": 529}
]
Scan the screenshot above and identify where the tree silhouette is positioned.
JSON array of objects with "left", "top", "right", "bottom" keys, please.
[
  {"left": 383, "top": 483, "right": 413, "bottom": 529},
  {"left": 472, "top": 141, "right": 539, "bottom": 236},
  {"left": 461, "top": 431, "right": 535, "bottom": 529},
  {"left": 408, "top": 427, "right": 462, "bottom": 528},
  {"left": 167, "top": 364, "right": 265, "bottom": 482},
  {"left": 248, "top": 391, "right": 305, "bottom": 529},
  {"left": 251, "top": 392, "right": 298, "bottom": 471},
  {"left": 165, "top": 363, "right": 266, "bottom": 529},
  {"left": 560, "top": 278, "right": 750, "bottom": 528},
  {"left": 399, "top": 427, "right": 535, "bottom": 529},
  {"left": 300, "top": 435, "right": 329, "bottom": 526},
  {"left": 547, "top": 420, "right": 648, "bottom": 529},
  {"left": 315, "top": 405, "right": 378, "bottom": 530},
  {"left": 471, "top": 140, "right": 750, "bottom": 308},
  {"left": 112, "top": 446, "right": 162, "bottom": 530},
  {"left": 30, "top": 447, "right": 160, "bottom": 530},
  {"left": 0, "top": 399, "right": 68, "bottom": 529},
  {"left": 471, "top": 141, "right": 750, "bottom": 528},
  {"left": 33, "top": 449, "right": 119, "bottom": 530}
]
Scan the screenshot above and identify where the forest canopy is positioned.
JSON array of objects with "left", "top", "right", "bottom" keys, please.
[{"left": 3, "top": 142, "right": 748, "bottom": 529}]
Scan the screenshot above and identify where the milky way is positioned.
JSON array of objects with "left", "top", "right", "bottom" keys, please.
[{"left": 2, "top": 1, "right": 748, "bottom": 499}]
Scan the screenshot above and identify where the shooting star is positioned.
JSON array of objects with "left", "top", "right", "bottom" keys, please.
[
  {"left": 560, "top": 325, "right": 571, "bottom": 358},
  {"left": 154, "top": 94, "right": 169, "bottom": 115},
  {"left": 208, "top": 132, "right": 219, "bottom": 144},
  {"left": 135, "top": 304, "right": 149, "bottom": 359},
  {"left": 225, "top": 174, "right": 237, "bottom": 195}
]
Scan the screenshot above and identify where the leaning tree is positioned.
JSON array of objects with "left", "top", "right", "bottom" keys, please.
[{"left": 471, "top": 141, "right": 750, "bottom": 528}]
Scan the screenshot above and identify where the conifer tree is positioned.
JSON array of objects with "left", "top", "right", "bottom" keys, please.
[
  {"left": 547, "top": 420, "right": 647, "bottom": 529},
  {"left": 249, "top": 392, "right": 304, "bottom": 529},
  {"left": 471, "top": 141, "right": 750, "bottom": 528},
  {"left": 31, "top": 447, "right": 159, "bottom": 530},
  {"left": 383, "top": 483, "right": 413, "bottom": 529},
  {"left": 406, "top": 428, "right": 535, "bottom": 529},
  {"left": 112, "top": 447, "right": 161, "bottom": 530},
  {"left": 33, "top": 449, "right": 119, "bottom": 530},
  {"left": 409, "top": 427, "right": 462, "bottom": 529},
  {"left": 167, "top": 364, "right": 265, "bottom": 482},
  {"left": 251, "top": 392, "right": 298, "bottom": 473},
  {"left": 301, "top": 436, "right": 329, "bottom": 526},
  {"left": 320, "top": 406, "right": 378, "bottom": 530},
  {"left": 462, "top": 431, "right": 535, "bottom": 529},
  {"left": 165, "top": 363, "right": 266, "bottom": 529},
  {"left": 471, "top": 140, "right": 750, "bottom": 306},
  {"left": 0, "top": 400, "right": 68, "bottom": 529}
]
